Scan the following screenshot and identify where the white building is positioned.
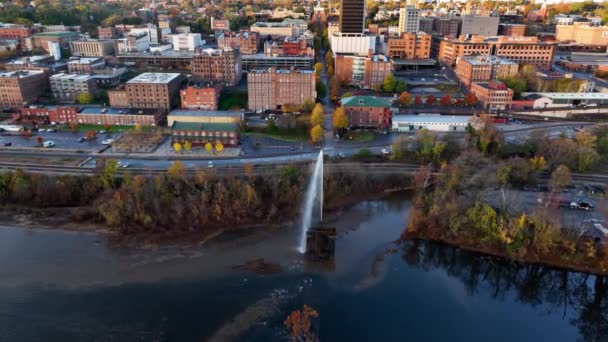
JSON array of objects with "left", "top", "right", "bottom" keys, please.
[
  {"left": 521, "top": 92, "right": 608, "bottom": 109},
  {"left": 171, "top": 33, "right": 203, "bottom": 51},
  {"left": 398, "top": 6, "right": 420, "bottom": 34},
  {"left": 115, "top": 32, "right": 150, "bottom": 55},
  {"left": 130, "top": 24, "right": 161, "bottom": 45},
  {"left": 460, "top": 15, "right": 499, "bottom": 36},
  {"left": 48, "top": 41, "right": 61, "bottom": 61},
  {"left": 329, "top": 32, "right": 376, "bottom": 56},
  {"left": 553, "top": 14, "right": 582, "bottom": 26},
  {"left": 392, "top": 114, "right": 475, "bottom": 132},
  {"left": 50, "top": 73, "right": 98, "bottom": 102}
]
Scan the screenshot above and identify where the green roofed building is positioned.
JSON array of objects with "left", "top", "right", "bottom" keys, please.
[
  {"left": 171, "top": 121, "right": 240, "bottom": 146},
  {"left": 339, "top": 96, "right": 394, "bottom": 129},
  {"left": 32, "top": 31, "right": 80, "bottom": 52}
]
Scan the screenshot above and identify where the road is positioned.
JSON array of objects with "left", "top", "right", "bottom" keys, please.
[{"left": 316, "top": 12, "right": 335, "bottom": 151}]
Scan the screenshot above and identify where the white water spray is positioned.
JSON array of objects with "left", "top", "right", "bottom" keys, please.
[{"left": 297, "top": 150, "right": 324, "bottom": 254}]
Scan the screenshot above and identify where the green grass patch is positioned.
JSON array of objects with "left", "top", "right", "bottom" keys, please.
[
  {"left": 246, "top": 128, "right": 309, "bottom": 142},
  {"left": 344, "top": 132, "right": 376, "bottom": 142},
  {"left": 219, "top": 90, "right": 248, "bottom": 110}
]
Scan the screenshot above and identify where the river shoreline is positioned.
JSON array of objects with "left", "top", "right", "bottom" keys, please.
[{"left": 402, "top": 228, "right": 608, "bottom": 276}]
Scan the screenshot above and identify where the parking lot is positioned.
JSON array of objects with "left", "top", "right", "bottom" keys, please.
[{"left": 0, "top": 130, "right": 118, "bottom": 151}]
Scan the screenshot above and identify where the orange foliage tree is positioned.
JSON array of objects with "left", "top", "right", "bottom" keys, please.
[{"left": 284, "top": 305, "right": 319, "bottom": 341}]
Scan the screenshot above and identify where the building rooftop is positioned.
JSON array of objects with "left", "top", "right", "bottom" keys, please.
[
  {"left": 33, "top": 31, "right": 79, "bottom": 38},
  {"left": 7, "top": 55, "right": 52, "bottom": 65},
  {"left": 462, "top": 55, "right": 517, "bottom": 65},
  {"left": 169, "top": 109, "right": 243, "bottom": 118},
  {"left": 127, "top": 72, "right": 182, "bottom": 84},
  {"left": 341, "top": 96, "right": 394, "bottom": 108},
  {"left": 0, "top": 70, "right": 45, "bottom": 78},
  {"left": 249, "top": 67, "right": 314, "bottom": 74},
  {"left": 171, "top": 121, "right": 239, "bottom": 131},
  {"left": 50, "top": 73, "right": 96, "bottom": 81},
  {"left": 521, "top": 92, "right": 608, "bottom": 100},
  {"left": 78, "top": 107, "right": 158, "bottom": 115},
  {"left": 242, "top": 53, "right": 314, "bottom": 60},
  {"left": 67, "top": 57, "right": 104, "bottom": 65},
  {"left": 393, "top": 114, "right": 473, "bottom": 124},
  {"left": 252, "top": 18, "right": 307, "bottom": 28}
]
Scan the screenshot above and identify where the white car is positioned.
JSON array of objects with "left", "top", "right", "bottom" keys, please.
[
  {"left": 102, "top": 139, "right": 115, "bottom": 145},
  {"left": 381, "top": 148, "right": 390, "bottom": 155},
  {"left": 208, "top": 161, "right": 214, "bottom": 168},
  {"left": 43, "top": 141, "right": 55, "bottom": 148},
  {"left": 120, "top": 162, "right": 129, "bottom": 168},
  {"left": 38, "top": 128, "right": 46, "bottom": 132},
  {"left": 46, "top": 128, "right": 56, "bottom": 132}
]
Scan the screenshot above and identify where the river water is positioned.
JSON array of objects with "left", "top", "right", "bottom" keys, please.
[{"left": 0, "top": 194, "right": 605, "bottom": 341}]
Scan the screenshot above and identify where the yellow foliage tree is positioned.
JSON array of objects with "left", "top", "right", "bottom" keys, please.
[
  {"left": 205, "top": 142, "right": 213, "bottom": 154},
  {"left": 167, "top": 161, "right": 185, "bottom": 177},
  {"left": 183, "top": 140, "right": 192, "bottom": 152},
  {"left": 215, "top": 141, "right": 224, "bottom": 154},
  {"left": 332, "top": 107, "right": 349, "bottom": 130},
  {"left": 529, "top": 155, "right": 546, "bottom": 173},
  {"left": 310, "top": 124, "right": 323, "bottom": 144},
  {"left": 173, "top": 142, "right": 182, "bottom": 153},
  {"left": 310, "top": 103, "right": 324, "bottom": 127}
]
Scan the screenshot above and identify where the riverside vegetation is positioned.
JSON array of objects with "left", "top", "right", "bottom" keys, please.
[
  {"left": 0, "top": 161, "right": 410, "bottom": 237},
  {"left": 400, "top": 118, "right": 608, "bottom": 275}
]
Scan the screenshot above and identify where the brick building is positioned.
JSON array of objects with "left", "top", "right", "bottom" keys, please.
[
  {"left": 387, "top": 32, "right": 431, "bottom": 59},
  {"left": 455, "top": 55, "right": 519, "bottom": 88},
  {"left": 437, "top": 35, "right": 556, "bottom": 70},
  {"left": 498, "top": 24, "right": 526, "bottom": 37},
  {"left": 335, "top": 53, "right": 393, "bottom": 89},
  {"left": 263, "top": 37, "right": 313, "bottom": 57},
  {"left": 167, "top": 109, "right": 243, "bottom": 126},
  {"left": 556, "top": 23, "right": 608, "bottom": 47},
  {"left": 97, "top": 27, "right": 120, "bottom": 40},
  {"left": 217, "top": 31, "right": 259, "bottom": 54},
  {"left": 18, "top": 105, "right": 78, "bottom": 124},
  {"left": 470, "top": 80, "right": 514, "bottom": 110},
  {"left": 107, "top": 87, "right": 130, "bottom": 107},
  {"left": 247, "top": 67, "right": 316, "bottom": 111},
  {"left": 32, "top": 31, "right": 80, "bottom": 52},
  {"left": 69, "top": 40, "right": 115, "bottom": 57},
  {"left": 50, "top": 73, "right": 98, "bottom": 102},
  {"left": 125, "top": 72, "right": 185, "bottom": 110},
  {"left": 67, "top": 57, "right": 105, "bottom": 74},
  {"left": 250, "top": 18, "right": 308, "bottom": 38},
  {"left": 76, "top": 107, "right": 164, "bottom": 126},
  {"left": 340, "top": 95, "right": 393, "bottom": 129},
  {"left": 0, "top": 25, "right": 33, "bottom": 39},
  {"left": 210, "top": 18, "right": 231, "bottom": 31},
  {"left": 0, "top": 70, "right": 49, "bottom": 108},
  {"left": 180, "top": 84, "right": 222, "bottom": 110},
  {"left": 191, "top": 47, "right": 242, "bottom": 86}
]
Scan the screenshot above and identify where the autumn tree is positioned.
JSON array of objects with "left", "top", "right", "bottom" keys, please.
[
  {"left": 284, "top": 305, "right": 319, "bottom": 341},
  {"left": 167, "top": 160, "right": 186, "bottom": 178},
  {"left": 68, "top": 122, "right": 78, "bottom": 132},
  {"left": 86, "top": 130, "right": 97, "bottom": 140},
  {"left": 382, "top": 74, "right": 397, "bottom": 92},
  {"left": 282, "top": 103, "right": 299, "bottom": 113},
  {"left": 183, "top": 140, "right": 192, "bottom": 152},
  {"left": 332, "top": 107, "right": 349, "bottom": 131},
  {"left": 310, "top": 103, "right": 324, "bottom": 127},
  {"left": 414, "top": 95, "right": 423, "bottom": 106},
  {"left": 215, "top": 141, "right": 224, "bottom": 154},
  {"left": 36, "top": 136, "right": 43, "bottom": 146},
  {"left": 398, "top": 91, "right": 411, "bottom": 106},
  {"left": 329, "top": 76, "right": 339, "bottom": 100},
  {"left": 464, "top": 93, "right": 478, "bottom": 106},
  {"left": 426, "top": 95, "right": 436, "bottom": 106},
  {"left": 550, "top": 165, "right": 572, "bottom": 193},
  {"left": 76, "top": 92, "right": 94, "bottom": 105},
  {"left": 529, "top": 155, "right": 547, "bottom": 173},
  {"left": 310, "top": 124, "right": 323, "bottom": 144},
  {"left": 101, "top": 159, "right": 118, "bottom": 189},
  {"left": 440, "top": 95, "right": 452, "bottom": 106},
  {"left": 205, "top": 142, "right": 213, "bottom": 154},
  {"left": 314, "top": 62, "right": 323, "bottom": 77},
  {"left": 301, "top": 98, "right": 315, "bottom": 112},
  {"left": 173, "top": 142, "right": 182, "bottom": 153}
]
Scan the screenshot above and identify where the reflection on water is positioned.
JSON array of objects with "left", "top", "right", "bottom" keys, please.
[{"left": 0, "top": 194, "right": 605, "bottom": 341}]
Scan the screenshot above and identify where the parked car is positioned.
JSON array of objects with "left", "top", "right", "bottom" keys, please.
[
  {"left": 42, "top": 141, "right": 55, "bottom": 148},
  {"left": 102, "top": 139, "right": 115, "bottom": 145},
  {"left": 381, "top": 148, "right": 390, "bottom": 155},
  {"left": 46, "top": 128, "right": 56, "bottom": 132},
  {"left": 570, "top": 200, "right": 594, "bottom": 211},
  {"left": 208, "top": 161, "right": 214, "bottom": 168},
  {"left": 120, "top": 162, "right": 129, "bottom": 168},
  {"left": 38, "top": 128, "right": 46, "bottom": 132},
  {"left": 98, "top": 130, "right": 107, "bottom": 134},
  {"left": 1, "top": 141, "right": 11, "bottom": 146},
  {"left": 77, "top": 137, "right": 86, "bottom": 143}
]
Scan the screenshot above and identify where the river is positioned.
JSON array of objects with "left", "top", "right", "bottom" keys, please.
[{"left": 0, "top": 194, "right": 605, "bottom": 341}]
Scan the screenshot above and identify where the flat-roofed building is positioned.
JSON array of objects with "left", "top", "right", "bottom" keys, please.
[
  {"left": 387, "top": 32, "right": 431, "bottom": 60},
  {"left": 115, "top": 32, "right": 150, "bottom": 55},
  {"left": 335, "top": 53, "right": 394, "bottom": 89},
  {"left": 32, "top": 31, "right": 80, "bottom": 52},
  {"left": 0, "top": 70, "right": 48, "bottom": 108},
  {"left": 217, "top": 30, "right": 259, "bottom": 54},
  {"left": 392, "top": 114, "right": 475, "bottom": 132},
  {"left": 125, "top": 72, "right": 185, "bottom": 110},
  {"left": 460, "top": 15, "right": 499, "bottom": 36},
  {"left": 247, "top": 67, "right": 316, "bottom": 111},
  {"left": 171, "top": 121, "right": 240, "bottom": 146},
  {"left": 498, "top": 24, "right": 526, "bottom": 37},
  {"left": 108, "top": 87, "right": 130, "bottom": 107},
  {"left": 67, "top": 57, "right": 105, "bottom": 74},
  {"left": 69, "top": 40, "right": 115, "bottom": 57},
  {"left": 180, "top": 84, "right": 222, "bottom": 110},
  {"left": 556, "top": 23, "right": 608, "bottom": 47},
  {"left": 171, "top": 33, "right": 203, "bottom": 51},
  {"left": 76, "top": 107, "right": 164, "bottom": 126},
  {"left": 470, "top": 80, "right": 514, "bottom": 110},
  {"left": 50, "top": 73, "right": 98, "bottom": 102},
  {"left": 455, "top": 55, "right": 519, "bottom": 88},
  {"left": 433, "top": 17, "right": 461, "bottom": 37},
  {"left": 191, "top": 47, "right": 242, "bottom": 86},
  {"left": 251, "top": 18, "right": 308, "bottom": 38},
  {"left": 18, "top": 105, "right": 78, "bottom": 124},
  {"left": 339, "top": 0, "right": 365, "bottom": 34},
  {"left": 167, "top": 109, "right": 243, "bottom": 126},
  {"left": 241, "top": 54, "right": 314, "bottom": 71},
  {"left": 398, "top": 6, "right": 420, "bottom": 34},
  {"left": 97, "top": 27, "right": 120, "bottom": 40},
  {"left": 264, "top": 37, "right": 313, "bottom": 57},
  {"left": 520, "top": 92, "right": 608, "bottom": 108},
  {"left": 437, "top": 35, "right": 556, "bottom": 70},
  {"left": 329, "top": 32, "right": 376, "bottom": 55}
]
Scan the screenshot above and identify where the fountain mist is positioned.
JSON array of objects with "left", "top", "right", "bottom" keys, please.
[{"left": 297, "top": 150, "right": 324, "bottom": 254}]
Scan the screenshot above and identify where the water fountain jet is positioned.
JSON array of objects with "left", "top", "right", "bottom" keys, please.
[{"left": 297, "top": 150, "right": 324, "bottom": 254}]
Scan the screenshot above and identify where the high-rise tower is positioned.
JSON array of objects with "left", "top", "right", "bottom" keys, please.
[{"left": 339, "top": 0, "right": 365, "bottom": 34}]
